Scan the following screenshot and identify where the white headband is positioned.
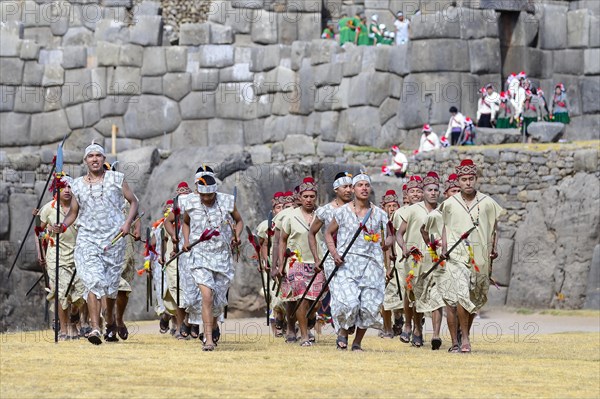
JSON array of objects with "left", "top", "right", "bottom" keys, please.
[
  {"left": 62, "top": 175, "right": 74, "bottom": 187},
  {"left": 333, "top": 176, "right": 353, "bottom": 189},
  {"left": 197, "top": 182, "right": 217, "bottom": 194},
  {"left": 352, "top": 173, "right": 371, "bottom": 186},
  {"left": 84, "top": 143, "right": 105, "bottom": 159}
]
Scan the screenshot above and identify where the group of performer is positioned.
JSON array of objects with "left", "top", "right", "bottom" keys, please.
[{"left": 33, "top": 141, "right": 504, "bottom": 353}]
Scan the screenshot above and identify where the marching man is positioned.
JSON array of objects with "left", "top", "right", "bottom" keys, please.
[{"left": 182, "top": 174, "right": 243, "bottom": 351}]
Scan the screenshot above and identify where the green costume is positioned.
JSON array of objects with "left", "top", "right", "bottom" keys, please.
[{"left": 357, "top": 22, "right": 371, "bottom": 46}]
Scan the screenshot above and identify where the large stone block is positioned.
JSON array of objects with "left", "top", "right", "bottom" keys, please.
[
  {"left": 19, "top": 40, "right": 40, "bottom": 60},
  {"left": 289, "top": 59, "right": 314, "bottom": 115},
  {"left": 180, "top": 23, "right": 211, "bottom": 45},
  {"left": 180, "top": 91, "right": 216, "bottom": 119},
  {"left": 0, "top": 30, "right": 21, "bottom": 57},
  {"left": 65, "top": 104, "right": 83, "bottom": 129},
  {"left": 504, "top": 47, "right": 553, "bottom": 80},
  {"left": 341, "top": 45, "right": 362, "bottom": 77},
  {"left": 348, "top": 71, "right": 390, "bottom": 107},
  {"left": 82, "top": 101, "right": 100, "bottom": 127},
  {"left": 214, "top": 83, "right": 257, "bottom": 120},
  {"left": 580, "top": 76, "right": 600, "bottom": 114},
  {"left": 22, "top": 61, "right": 44, "bottom": 86},
  {"left": 500, "top": 11, "right": 538, "bottom": 47},
  {"left": 242, "top": 118, "right": 265, "bottom": 145},
  {"left": 13, "top": 86, "right": 44, "bottom": 113},
  {"left": 459, "top": 8, "right": 498, "bottom": 39},
  {"left": 42, "top": 64, "right": 64, "bottom": 87},
  {"left": 410, "top": 10, "right": 461, "bottom": 39},
  {"left": 0, "top": 58, "right": 24, "bottom": 85},
  {"left": 134, "top": 0, "right": 162, "bottom": 16},
  {"left": 468, "top": 38, "right": 501, "bottom": 74},
  {"left": 409, "top": 39, "right": 469, "bottom": 72},
  {"left": 61, "top": 46, "right": 87, "bottom": 69},
  {"left": 0, "top": 86, "right": 16, "bottom": 112},
  {"left": 311, "top": 39, "right": 338, "bottom": 65},
  {"left": 99, "top": 96, "right": 131, "bottom": 117},
  {"left": 197, "top": 45, "right": 235, "bottom": 68},
  {"left": 250, "top": 45, "right": 280, "bottom": 72},
  {"left": 97, "top": 41, "right": 120, "bottom": 67},
  {"left": 388, "top": 44, "right": 410, "bottom": 77},
  {"left": 141, "top": 47, "right": 167, "bottom": 76},
  {"left": 277, "top": 12, "right": 298, "bottom": 45},
  {"left": 291, "top": 41, "right": 310, "bottom": 71},
  {"left": 207, "top": 119, "right": 244, "bottom": 146},
  {"left": 118, "top": 44, "right": 144, "bottom": 67},
  {"left": 567, "top": 9, "right": 590, "bottom": 48},
  {"left": 220, "top": 64, "right": 254, "bottom": 83},
  {"left": 62, "top": 26, "right": 94, "bottom": 47},
  {"left": 554, "top": 49, "right": 584, "bottom": 76},
  {"left": 539, "top": 3, "right": 568, "bottom": 50},
  {"left": 379, "top": 97, "right": 398, "bottom": 126},
  {"left": 566, "top": 115, "right": 600, "bottom": 141},
  {"left": 583, "top": 244, "right": 600, "bottom": 309},
  {"left": 171, "top": 120, "right": 209, "bottom": 148},
  {"left": 30, "top": 109, "right": 70, "bottom": 145},
  {"left": 162, "top": 72, "right": 191, "bottom": 101},
  {"left": 61, "top": 68, "right": 92, "bottom": 106},
  {"left": 283, "top": 134, "right": 315, "bottom": 156},
  {"left": 396, "top": 72, "right": 462, "bottom": 129},
  {"left": 297, "top": 12, "right": 321, "bottom": 42},
  {"left": 584, "top": 49, "right": 600, "bottom": 75},
  {"left": 0, "top": 113, "right": 31, "bottom": 146},
  {"left": 590, "top": 16, "right": 600, "bottom": 48},
  {"left": 94, "top": 18, "right": 130, "bottom": 43},
  {"left": 108, "top": 67, "right": 141, "bottom": 96},
  {"left": 251, "top": 9, "right": 278, "bottom": 44},
  {"left": 474, "top": 127, "right": 521, "bottom": 145},
  {"left": 191, "top": 69, "right": 220, "bottom": 91},
  {"left": 337, "top": 106, "right": 382, "bottom": 146},
  {"left": 130, "top": 15, "right": 163, "bottom": 46},
  {"left": 527, "top": 122, "right": 565, "bottom": 143},
  {"left": 124, "top": 95, "right": 181, "bottom": 139}
]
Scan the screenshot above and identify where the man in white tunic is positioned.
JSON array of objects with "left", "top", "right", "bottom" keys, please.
[
  {"left": 56, "top": 143, "right": 139, "bottom": 345},
  {"left": 325, "top": 173, "right": 389, "bottom": 351},
  {"left": 182, "top": 174, "right": 243, "bottom": 351}
]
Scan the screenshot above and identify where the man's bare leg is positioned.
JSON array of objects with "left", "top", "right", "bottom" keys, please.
[
  {"left": 401, "top": 296, "right": 413, "bottom": 340},
  {"left": 351, "top": 328, "right": 367, "bottom": 350},
  {"left": 456, "top": 304, "right": 471, "bottom": 351},
  {"left": 432, "top": 308, "right": 443, "bottom": 340},
  {"left": 199, "top": 285, "right": 215, "bottom": 348},
  {"left": 86, "top": 293, "right": 103, "bottom": 344},
  {"left": 382, "top": 310, "right": 393, "bottom": 337},
  {"left": 115, "top": 291, "right": 129, "bottom": 339},
  {"left": 446, "top": 305, "right": 459, "bottom": 350},
  {"left": 285, "top": 302, "right": 297, "bottom": 341},
  {"left": 296, "top": 299, "right": 310, "bottom": 345}
]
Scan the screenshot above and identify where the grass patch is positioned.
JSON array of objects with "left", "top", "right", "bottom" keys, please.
[
  {"left": 539, "top": 309, "right": 600, "bottom": 318},
  {"left": 344, "top": 145, "right": 389, "bottom": 154},
  {"left": 1, "top": 325, "right": 599, "bottom": 399},
  {"left": 516, "top": 308, "right": 536, "bottom": 315}
]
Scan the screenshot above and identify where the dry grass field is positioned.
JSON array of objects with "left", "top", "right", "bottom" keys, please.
[{"left": 1, "top": 313, "right": 599, "bottom": 399}]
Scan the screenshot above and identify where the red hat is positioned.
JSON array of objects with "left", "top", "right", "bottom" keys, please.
[
  {"left": 177, "top": 182, "right": 189, "bottom": 189},
  {"left": 406, "top": 175, "right": 423, "bottom": 190},
  {"left": 282, "top": 191, "right": 295, "bottom": 204},
  {"left": 381, "top": 189, "right": 399, "bottom": 206},
  {"left": 272, "top": 191, "right": 285, "bottom": 206},
  {"left": 456, "top": 159, "right": 477, "bottom": 177},
  {"left": 391, "top": 145, "right": 400, "bottom": 153},
  {"left": 537, "top": 89, "right": 544, "bottom": 96},
  {"left": 422, "top": 124, "right": 432, "bottom": 132},
  {"left": 422, "top": 171, "right": 440, "bottom": 187},
  {"left": 500, "top": 91, "right": 507, "bottom": 100},
  {"left": 166, "top": 199, "right": 174, "bottom": 205},
  {"left": 556, "top": 83, "right": 565, "bottom": 92},
  {"left": 176, "top": 181, "right": 191, "bottom": 195},
  {"left": 444, "top": 173, "right": 459, "bottom": 193},
  {"left": 298, "top": 176, "right": 317, "bottom": 194},
  {"left": 465, "top": 117, "right": 473, "bottom": 124}
]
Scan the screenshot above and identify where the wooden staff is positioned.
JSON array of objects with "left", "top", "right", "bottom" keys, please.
[{"left": 422, "top": 226, "right": 477, "bottom": 279}]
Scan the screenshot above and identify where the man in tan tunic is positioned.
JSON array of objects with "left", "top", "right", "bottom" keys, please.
[{"left": 439, "top": 159, "right": 504, "bottom": 353}]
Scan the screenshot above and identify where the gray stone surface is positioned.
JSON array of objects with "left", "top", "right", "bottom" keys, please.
[
  {"left": 97, "top": 41, "right": 121, "bottom": 67},
  {"left": 119, "top": 44, "right": 144, "bottom": 67},
  {"left": 207, "top": 119, "right": 244, "bottom": 146},
  {"left": 41, "top": 64, "right": 64, "bottom": 87},
  {"left": 311, "top": 39, "right": 338, "bottom": 65},
  {"left": 493, "top": 238, "right": 515, "bottom": 287},
  {"left": 553, "top": 49, "right": 584, "bottom": 76},
  {"left": 567, "top": 9, "right": 590, "bottom": 48},
  {"left": 210, "top": 23, "right": 234, "bottom": 44},
  {"left": 566, "top": 115, "right": 600, "bottom": 141},
  {"left": 583, "top": 244, "right": 600, "bottom": 309},
  {"left": 62, "top": 26, "right": 94, "bottom": 46},
  {"left": 191, "top": 69, "right": 220, "bottom": 91},
  {"left": 409, "top": 39, "right": 469, "bottom": 73},
  {"left": 141, "top": 47, "right": 167, "bottom": 76},
  {"left": 214, "top": 83, "right": 257, "bottom": 120},
  {"left": 0, "top": 86, "right": 16, "bottom": 112},
  {"left": 250, "top": 45, "right": 280, "bottom": 72},
  {"left": 469, "top": 38, "right": 501, "bottom": 74},
  {"left": 590, "top": 15, "right": 600, "bottom": 48},
  {"left": 247, "top": 144, "right": 272, "bottom": 165},
  {"left": 130, "top": 15, "right": 163, "bottom": 46},
  {"left": 460, "top": 9, "right": 499, "bottom": 40},
  {"left": 171, "top": 120, "right": 209, "bottom": 148},
  {"left": 474, "top": 127, "right": 522, "bottom": 145},
  {"left": 61, "top": 46, "right": 87, "bottom": 69},
  {"left": 508, "top": 173, "right": 600, "bottom": 309},
  {"left": 108, "top": 67, "right": 141, "bottom": 96},
  {"left": 197, "top": 45, "right": 235, "bottom": 68},
  {"left": 99, "top": 96, "right": 131, "bottom": 117},
  {"left": 0, "top": 113, "right": 31, "bottom": 146},
  {"left": 580, "top": 76, "right": 600, "bottom": 114},
  {"left": 337, "top": 106, "right": 381, "bottom": 146},
  {"left": 584, "top": 49, "right": 600, "bottom": 75},
  {"left": 83, "top": 102, "right": 101, "bottom": 127},
  {"left": 13, "top": 86, "right": 44, "bottom": 114},
  {"left": 283, "top": 134, "right": 315, "bottom": 156},
  {"left": 251, "top": 9, "right": 278, "bottom": 44},
  {"left": 29, "top": 110, "right": 70, "bottom": 145},
  {"left": 316, "top": 140, "right": 344, "bottom": 157},
  {"left": 410, "top": 10, "right": 461, "bottom": 39},
  {"left": 65, "top": 104, "right": 84, "bottom": 129},
  {"left": 485, "top": 286, "right": 508, "bottom": 308},
  {"left": 165, "top": 47, "right": 187, "bottom": 72},
  {"left": 123, "top": 95, "right": 181, "bottom": 139},
  {"left": 180, "top": 91, "right": 216, "bottom": 119},
  {"left": 0, "top": 58, "right": 24, "bottom": 85},
  {"left": 94, "top": 18, "right": 130, "bottom": 43},
  {"left": 527, "top": 122, "right": 565, "bottom": 143},
  {"left": 62, "top": 68, "right": 92, "bottom": 106},
  {"left": 141, "top": 76, "right": 162, "bottom": 95},
  {"left": 180, "top": 23, "right": 211, "bottom": 45},
  {"left": 162, "top": 72, "right": 191, "bottom": 101},
  {"left": 539, "top": 3, "right": 568, "bottom": 50},
  {"left": 19, "top": 40, "right": 40, "bottom": 60}
]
